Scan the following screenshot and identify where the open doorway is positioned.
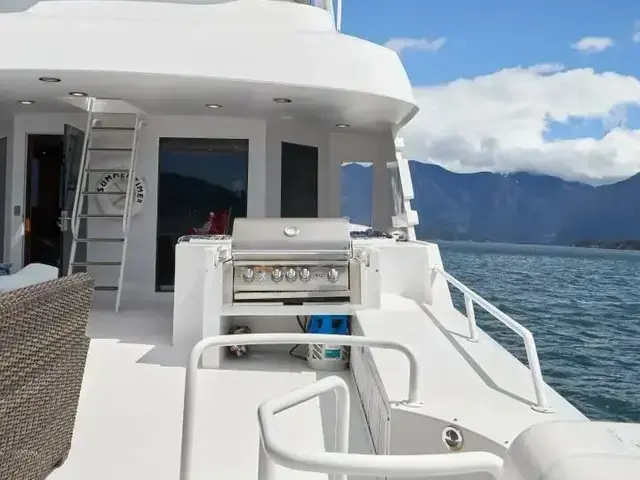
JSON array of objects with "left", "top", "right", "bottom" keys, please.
[{"left": 24, "top": 134, "right": 64, "bottom": 268}]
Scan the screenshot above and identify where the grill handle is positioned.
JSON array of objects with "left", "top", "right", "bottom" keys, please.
[{"left": 232, "top": 249, "right": 352, "bottom": 261}]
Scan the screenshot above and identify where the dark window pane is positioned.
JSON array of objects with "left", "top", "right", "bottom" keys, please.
[
  {"left": 156, "top": 138, "right": 248, "bottom": 291},
  {"left": 280, "top": 142, "right": 318, "bottom": 217}
]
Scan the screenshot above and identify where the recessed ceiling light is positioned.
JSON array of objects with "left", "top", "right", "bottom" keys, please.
[
  {"left": 206, "top": 103, "right": 222, "bottom": 109},
  {"left": 69, "top": 91, "right": 88, "bottom": 97},
  {"left": 336, "top": 123, "right": 350, "bottom": 128},
  {"left": 39, "top": 77, "right": 61, "bottom": 83},
  {"left": 273, "top": 97, "right": 292, "bottom": 104},
  {"left": 17, "top": 100, "right": 35, "bottom": 105}
]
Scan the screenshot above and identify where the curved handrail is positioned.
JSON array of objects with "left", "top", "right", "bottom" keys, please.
[
  {"left": 431, "top": 266, "right": 552, "bottom": 413},
  {"left": 258, "top": 375, "right": 504, "bottom": 479},
  {"left": 179, "top": 333, "right": 423, "bottom": 480}
]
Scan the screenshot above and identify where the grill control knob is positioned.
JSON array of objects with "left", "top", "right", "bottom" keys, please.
[
  {"left": 271, "top": 268, "right": 283, "bottom": 282},
  {"left": 299, "top": 268, "right": 311, "bottom": 282},
  {"left": 285, "top": 268, "right": 297, "bottom": 282},
  {"left": 242, "top": 268, "right": 255, "bottom": 282},
  {"left": 327, "top": 268, "right": 340, "bottom": 283}
]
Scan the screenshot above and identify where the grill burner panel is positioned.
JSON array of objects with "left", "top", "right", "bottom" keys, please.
[
  {"left": 227, "top": 218, "right": 359, "bottom": 304},
  {"left": 233, "top": 263, "right": 349, "bottom": 294}
]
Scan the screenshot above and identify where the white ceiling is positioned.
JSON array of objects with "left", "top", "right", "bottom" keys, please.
[{"left": 0, "top": 70, "right": 416, "bottom": 131}]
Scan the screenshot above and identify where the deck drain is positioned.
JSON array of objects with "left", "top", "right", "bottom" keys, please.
[{"left": 442, "top": 426, "right": 464, "bottom": 451}]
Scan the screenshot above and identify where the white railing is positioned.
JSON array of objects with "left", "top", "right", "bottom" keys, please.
[
  {"left": 69, "top": 99, "right": 95, "bottom": 241},
  {"left": 431, "top": 266, "right": 552, "bottom": 413},
  {"left": 115, "top": 115, "right": 142, "bottom": 312},
  {"left": 121, "top": 115, "right": 141, "bottom": 236},
  {"left": 180, "top": 333, "right": 423, "bottom": 480},
  {"left": 258, "top": 376, "right": 504, "bottom": 479}
]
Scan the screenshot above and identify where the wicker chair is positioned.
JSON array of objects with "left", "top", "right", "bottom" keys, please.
[{"left": 0, "top": 272, "right": 94, "bottom": 480}]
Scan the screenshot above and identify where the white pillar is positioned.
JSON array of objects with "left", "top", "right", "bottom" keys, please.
[{"left": 372, "top": 136, "right": 394, "bottom": 231}]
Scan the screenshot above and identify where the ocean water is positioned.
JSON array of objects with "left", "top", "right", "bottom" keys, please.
[{"left": 438, "top": 241, "right": 640, "bottom": 423}]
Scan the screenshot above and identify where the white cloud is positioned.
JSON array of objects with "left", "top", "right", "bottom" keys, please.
[
  {"left": 401, "top": 65, "right": 640, "bottom": 184},
  {"left": 384, "top": 37, "right": 446, "bottom": 54},
  {"left": 633, "top": 20, "right": 640, "bottom": 42},
  {"left": 571, "top": 36, "right": 615, "bottom": 53}
]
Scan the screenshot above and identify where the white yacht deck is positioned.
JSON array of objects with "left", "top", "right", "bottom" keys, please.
[
  {"left": 49, "top": 279, "right": 588, "bottom": 480},
  {"left": 355, "top": 294, "right": 587, "bottom": 452},
  {"left": 49, "top": 296, "right": 373, "bottom": 480}
]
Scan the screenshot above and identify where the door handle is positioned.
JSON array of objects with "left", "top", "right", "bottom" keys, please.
[{"left": 59, "top": 209, "right": 70, "bottom": 232}]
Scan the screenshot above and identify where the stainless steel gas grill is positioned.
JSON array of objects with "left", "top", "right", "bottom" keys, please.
[{"left": 223, "top": 217, "right": 362, "bottom": 304}]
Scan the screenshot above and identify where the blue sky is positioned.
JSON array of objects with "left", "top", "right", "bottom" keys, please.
[
  {"left": 341, "top": 1, "right": 640, "bottom": 183},
  {"left": 344, "top": 0, "right": 639, "bottom": 84}
]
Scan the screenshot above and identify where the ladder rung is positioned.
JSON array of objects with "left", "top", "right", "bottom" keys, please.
[
  {"left": 95, "top": 286, "right": 119, "bottom": 292},
  {"left": 74, "top": 237, "right": 125, "bottom": 243},
  {"left": 82, "top": 191, "right": 125, "bottom": 195},
  {"left": 91, "top": 126, "right": 136, "bottom": 131},
  {"left": 72, "top": 261, "right": 122, "bottom": 266},
  {"left": 78, "top": 214, "right": 124, "bottom": 219},
  {"left": 88, "top": 147, "right": 132, "bottom": 152},
  {"left": 86, "top": 168, "right": 130, "bottom": 174}
]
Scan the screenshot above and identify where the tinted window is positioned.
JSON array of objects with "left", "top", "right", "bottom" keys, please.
[{"left": 156, "top": 138, "right": 248, "bottom": 291}]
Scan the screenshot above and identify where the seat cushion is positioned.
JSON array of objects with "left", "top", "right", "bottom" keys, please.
[{"left": 0, "top": 263, "right": 59, "bottom": 292}]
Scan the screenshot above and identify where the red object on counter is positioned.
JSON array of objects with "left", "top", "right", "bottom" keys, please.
[{"left": 189, "top": 209, "right": 231, "bottom": 235}]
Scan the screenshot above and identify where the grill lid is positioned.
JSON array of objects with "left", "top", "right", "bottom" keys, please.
[{"left": 232, "top": 218, "right": 351, "bottom": 259}]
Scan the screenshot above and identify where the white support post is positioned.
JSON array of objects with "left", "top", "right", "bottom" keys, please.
[
  {"left": 258, "top": 437, "right": 277, "bottom": 480},
  {"left": 464, "top": 293, "right": 479, "bottom": 342},
  {"left": 258, "top": 376, "right": 350, "bottom": 480}
]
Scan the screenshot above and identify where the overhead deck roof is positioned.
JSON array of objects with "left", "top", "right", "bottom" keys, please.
[{"left": 0, "top": 0, "right": 418, "bottom": 130}]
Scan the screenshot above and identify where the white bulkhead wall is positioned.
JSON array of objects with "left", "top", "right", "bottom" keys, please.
[{"left": 5, "top": 113, "right": 395, "bottom": 295}]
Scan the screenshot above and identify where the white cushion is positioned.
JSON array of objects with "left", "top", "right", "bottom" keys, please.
[
  {"left": 502, "top": 421, "right": 640, "bottom": 480},
  {"left": 0, "top": 263, "right": 60, "bottom": 293}
]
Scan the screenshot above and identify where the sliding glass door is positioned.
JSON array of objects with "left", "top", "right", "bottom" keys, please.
[{"left": 155, "top": 138, "right": 249, "bottom": 291}]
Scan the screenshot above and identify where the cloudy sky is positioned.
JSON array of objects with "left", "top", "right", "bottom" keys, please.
[{"left": 346, "top": 0, "right": 640, "bottom": 185}]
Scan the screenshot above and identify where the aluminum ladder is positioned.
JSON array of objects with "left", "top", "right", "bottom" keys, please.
[{"left": 67, "top": 98, "right": 143, "bottom": 312}]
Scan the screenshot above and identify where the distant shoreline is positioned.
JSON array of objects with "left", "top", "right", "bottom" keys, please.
[
  {"left": 424, "top": 238, "right": 640, "bottom": 252},
  {"left": 571, "top": 240, "right": 640, "bottom": 251}
]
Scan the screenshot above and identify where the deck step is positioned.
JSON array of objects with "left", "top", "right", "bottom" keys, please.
[
  {"left": 78, "top": 214, "right": 124, "bottom": 219},
  {"left": 74, "top": 237, "right": 125, "bottom": 243},
  {"left": 91, "top": 126, "right": 136, "bottom": 131},
  {"left": 82, "top": 191, "right": 125, "bottom": 195},
  {"left": 88, "top": 147, "right": 132, "bottom": 152},
  {"left": 95, "top": 286, "right": 119, "bottom": 292},
  {"left": 72, "top": 261, "right": 122, "bottom": 266},
  {"left": 86, "top": 168, "right": 130, "bottom": 174}
]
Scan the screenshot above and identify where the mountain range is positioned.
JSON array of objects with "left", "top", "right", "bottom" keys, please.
[{"left": 341, "top": 162, "right": 640, "bottom": 245}]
